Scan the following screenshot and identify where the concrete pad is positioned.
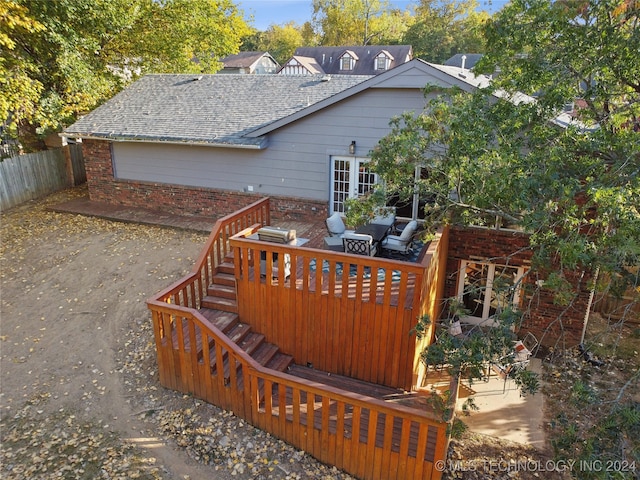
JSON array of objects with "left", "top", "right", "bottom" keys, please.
[{"left": 457, "top": 358, "right": 546, "bottom": 448}]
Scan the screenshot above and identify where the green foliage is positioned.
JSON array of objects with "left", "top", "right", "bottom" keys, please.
[
  {"left": 343, "top": 188, "right": 387, "bottom": 228},
  {"left": 419, "top": 299, "right": 537, "bottom": 397},
  {"left": 425, "top": 386, "right": 472, "bottom": 438},
  {"left": 402, "top": 0, "right": 489, "bottom": 63},
  {"left": 511, "top": 368, "right": 540, "bottom": 397},
  {"left": 312, "top": 0, "right": 410, "bottom": 45},
  {"left": 411, "top": 313, "right": 432, "bottom": 340},
  {"left": 1, "top": 0, "right": 250, "bottom": 150},
  {"left": 552, "top": 400, "right": 640, "bottom": 480},
  {"left": 569, "top": 379, "right": 597, "bottom": 407},
  {"left": 241, "top": 22, "right": 313, "bottom": 65},
  {"left": 368, "top": 0, "right": 640, "bottom": 300}
]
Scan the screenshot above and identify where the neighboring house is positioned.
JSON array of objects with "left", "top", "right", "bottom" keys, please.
[
  {"left": 219, "top": 51, "right": 279, "bottom": 74},
  {"left": 279, "top": 45, "right": 413, "bottom": 76},
  {"left": 277, "top": 55, "right": 324, "bottom": 75},
  {"left": 444, "top": 53, "right": 483, "bottom": 70}
]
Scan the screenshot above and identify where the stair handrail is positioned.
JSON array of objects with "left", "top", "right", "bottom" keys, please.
[
  {"left": 147, "top": 300, "right": 449, "bottom": 479},
  {"left": 150, "top": 198, "right": 270, "bottom": 308},
  {"left": 149, "top": 300, "right": 445, "bottom": 426}
]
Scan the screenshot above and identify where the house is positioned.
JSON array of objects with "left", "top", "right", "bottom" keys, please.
[
  {"left": 63, "top": 57, "right": 593, "bottom": 345},
  {"left": 64, "top": 59, "right": 478, "bottom": 224},
  {"left": 219, "top": 51, "right": 279, "bottom": 74},
  {"left": 444, "top": 53, "right": 483, "bottom": 70},
  {"left": 279, "top": 45, "right": 413, "bottom": 76},
  {"left": 64, "top": 56, "right": 593, "bottom": 338}
]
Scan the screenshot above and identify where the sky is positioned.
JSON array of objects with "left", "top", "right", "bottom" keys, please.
[{"left": 237, "top": 0, "right": 508, "bottom": 31}]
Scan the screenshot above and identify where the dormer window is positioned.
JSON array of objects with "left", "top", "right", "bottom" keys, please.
[
  {"left": 339, "top": 51, "right": 358, "bottom": 71},
  {"left": 375, "top": 51, "right": 393, "bottom": 71}
]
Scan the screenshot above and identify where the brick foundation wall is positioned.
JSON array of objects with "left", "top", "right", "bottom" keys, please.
[
  {"left": 445, "top": 226, "right": 592, "bottom": 346},
  {"left": 82, "top": 139, "right": 328, "bottom": 223}
]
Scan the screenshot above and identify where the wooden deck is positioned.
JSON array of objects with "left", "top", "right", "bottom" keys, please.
[{"left": 148, "top": 198, "right": 452, "bottom": 480}]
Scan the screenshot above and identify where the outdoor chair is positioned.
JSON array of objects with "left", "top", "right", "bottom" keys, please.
[
  {"left": 491, "top": 332, "right": 539, "bottom": 391},
  {"left": 370, "top": 206, "right": 396, "bottom": 233},
  {"left": 342, "top": 232, "right": 378, "bottom": 256},
  {"left": 381, "top": 220, "right": 417, "bottom": 255},
  {"left": 326, "top": 212, "right": 355, "bottom": 237}
]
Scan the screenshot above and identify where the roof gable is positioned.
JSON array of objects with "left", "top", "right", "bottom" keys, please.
[
  {"left": 221, "top": 51, "right": 272, "bottom": 68},
  {"left": 340, "top": 50, "right": 359, "bottom": 60},
  {"left": 248, "top": 59, "right": 491, "bottom": 137},
  {"left": 279, "top": 56, "right": 325, "bottom": 75}
]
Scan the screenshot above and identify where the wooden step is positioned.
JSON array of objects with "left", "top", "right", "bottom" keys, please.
[
  {"left": 226, "top": 323, "right": 251, "bottom": 344},
  {"left": 208, "top": 331, "right": 264, "bottom": 375},
  {"left": 199, "top": 308, "right": 239, "bottom": 333},
  {"left": 288, "top": 364, "right": 405, "bottom": 399},
  {"left": 217, "top": 261, "right": 235, "bottom": 275},
  {"left": 171, "top": 320, "right": 214, "bottom": 354},
  {"left": 265, "top": 353, "right": 294, "bottom": 372},
  {"left": 251, "top": 343, "right": 280, "bottom": 366},
  {"left": 237, "top": 332, "right": 266, "bottom": 356},
  {"left": 212, "top": 272, "right": 235, "bottom": 287},
  {"left": 201, "top": 295, "right": 238, "bottom": 313},
  {"left": 207, "top": 283, "right": 236, "bottom": 300}
]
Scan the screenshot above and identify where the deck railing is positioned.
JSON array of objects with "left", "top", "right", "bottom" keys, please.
[
  {"left": 230, "top": 226, "right": 448, "bottom": 390},
  {"left": 148, "top": 302, "right": 449, "bottom": 479},
  {"left": 151, "top": 198, "right": 270, "bottom": 308},
  {"left": 148, "top": 199, "right": 451, "bottom": 479}
]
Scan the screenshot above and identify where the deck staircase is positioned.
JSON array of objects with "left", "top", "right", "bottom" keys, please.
[
  {"left": 188, "top": 254, "right": 295, "bottom": 385},
  {"left": 177, "top": 252, "right": 433, "bottom": 411}
]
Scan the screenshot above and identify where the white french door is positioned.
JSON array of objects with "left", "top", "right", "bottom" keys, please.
[{"left": 330, "top": 156, "right": 376, "bottom": 214}]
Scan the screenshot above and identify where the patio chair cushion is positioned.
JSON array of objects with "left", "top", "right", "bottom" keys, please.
[
  {"left": 326, "top": 212, "right": 355, "bottom": 237},
  {"left": 326, "top": 212, "right": 346, "bottom": 236},
  {"left": 399, "top": 220, "right": 417, "bottom": 241},
  {"left": 381, "top": 220, "right": 417, "bottom": 254}
]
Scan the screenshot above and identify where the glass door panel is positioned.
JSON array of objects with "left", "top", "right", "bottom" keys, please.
[{"left": 331, "top": 156, "right": 375, "bottom": 214}]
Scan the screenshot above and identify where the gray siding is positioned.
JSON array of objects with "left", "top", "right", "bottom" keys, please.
[{"left": 112, "top": 88, "right": 431, "bottom": 202}]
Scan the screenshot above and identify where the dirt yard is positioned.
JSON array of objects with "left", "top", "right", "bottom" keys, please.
[
  {"left": 1, "top": 186, "right": 350, "bottom": 479},
  {"left": 1, "top": 186, "right": 636, "bottom": 479}
]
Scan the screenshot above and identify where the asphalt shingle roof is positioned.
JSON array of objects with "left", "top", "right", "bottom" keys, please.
[
  {"left": 220, "top": 51, "right": 270, "bottom": 68},
  {"left": 64, "top": 74, "right": 372, "bottom": 147},
  {"left": 291, "top": 46, "right": 413, "bottom": 76}
]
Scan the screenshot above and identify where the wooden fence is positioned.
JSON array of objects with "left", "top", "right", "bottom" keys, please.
[{"left": 0, "top": 144, "right": 85, "bottom": 210}]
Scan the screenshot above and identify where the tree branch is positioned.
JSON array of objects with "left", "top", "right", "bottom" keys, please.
[{"left": 452, "top": 201, "right": 523, "bottom": 225}]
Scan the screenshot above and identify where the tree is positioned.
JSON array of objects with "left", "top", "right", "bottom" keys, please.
[
  {"left": 1, "top": 0, "right": 250, "bottom": 151},
  {"left": 370, "top": 0, "right": 639, "bottom": 322},
  {"left": 242, "top": 22, "right": 312, "bottom": 66},
  {"left": 1, "top": 1, "right": 45, "bottom": 151},
  {"left": 312, "top": 0, "right": 410, "bottom": 45},
  {"left": 363, "top": 0, "right": 639, "bottom": 464},
  {"left": 403, "top": 0, "right": 489, "bottom": 63}
]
